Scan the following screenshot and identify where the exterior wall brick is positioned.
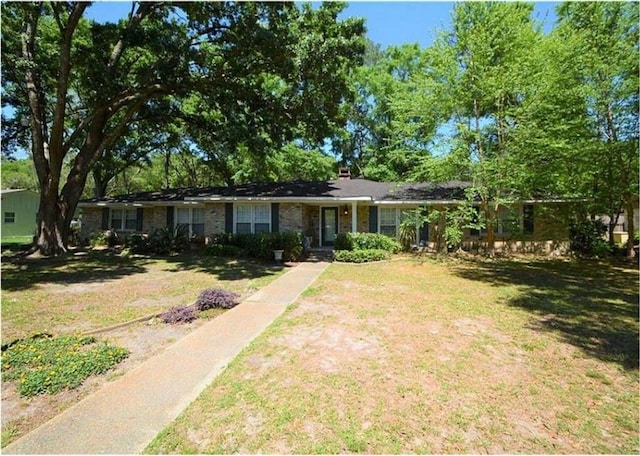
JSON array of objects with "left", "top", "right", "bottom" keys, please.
[
  {"left": 279, "top": 203, "right": 304, "bottom": 233},
  {"left": 204, "top": 203, "right": 226, "bottom": 236},
  {"left": 358, "top": 205, "right": 370, "bottom": 233},
  {"left": 80, "top": 208, "right": 102, "bottom": 239},
  {"left": 142, "top": 207, "right": 166, "bottom": 234}
]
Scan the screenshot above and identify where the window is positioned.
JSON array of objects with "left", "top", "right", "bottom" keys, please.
[
  {"left": 379, "top": 207, "right": 399, "bottom": 237},
  {"left": 235, "top": 204, "right": 271, "bottom": 234},
  {"left": 4, "top": 212, "right": 15, "bottom": 224},
  {"left": 470, "top": 205, "right": 534, "bottom": 236},
  {"left": 110, "top": 209, "right": 137, "bottom": 231},
  {"left": 110, "top": 209, "right": 138, "bottom": 231},
  {"left": 176, "top": 207, "right": 205, "bottom": 236},
  {"left": 497, "top": 207, "right": 519, "bottom": 235},
  {"left": 110, "top": 209, "right": 140, "bottom": 231}
]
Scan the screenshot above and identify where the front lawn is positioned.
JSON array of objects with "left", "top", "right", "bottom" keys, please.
[
  {"left": 1, "top": 250, "right": 287, "bottom": 446},
  {"left": 1, "top": 251, "right": 286, "bottom": 345},
  {"left": 146, "top": 256, "right": 639, "bottom": 454}
]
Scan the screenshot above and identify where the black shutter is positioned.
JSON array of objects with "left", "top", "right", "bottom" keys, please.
[
  {"left": 166, "top": 206, "right": 174, "bottom": 228},
  {"left": 271, "top": 203, "right": 279, "bottom": 233},
  {"left": 369, "top": 206, "right": 378, "bottom": 233},
  {"left": 136, "top": 208, "right": 144, "bottom": 232},
  {"left": 523, "top": 204, "right": 534, "bottom": 235},
  {"left": 101, "top": 208, "right": 109, "bottom": 230},
  {"left": 419, "top": 207, "right": 429, "bottom": 243},
  {"left": 470, "top": 207, "right": 480, "bottom": 235},
  {"left": 225, "top": 203, "right": 234, "bottom": 234}
]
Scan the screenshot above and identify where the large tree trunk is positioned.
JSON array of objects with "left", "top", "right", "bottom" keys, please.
[
  {"left": 625, "top": 198, "right": 636, "bottom": 259},
  {"left": 484, "top": 204, "right": 496, "bottom": 257},
  {"left": 34, "top": 190, "right": 67, "bottom": 256}
]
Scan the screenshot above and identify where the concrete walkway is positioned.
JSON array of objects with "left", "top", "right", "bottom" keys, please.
[{"left": 4, "top": 261, "right": 329, "bottom": 455}]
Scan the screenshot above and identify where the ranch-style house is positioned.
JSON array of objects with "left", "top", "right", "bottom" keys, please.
[{"left": 78, "top": 171, "right": 572, "bottom": 252}]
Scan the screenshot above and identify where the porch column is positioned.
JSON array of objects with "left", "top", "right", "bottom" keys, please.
[{"left": 351, "top": 202, "right": 358, "bottom": 233}]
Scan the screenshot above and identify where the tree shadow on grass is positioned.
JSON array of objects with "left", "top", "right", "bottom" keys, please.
[
  {"left": 1, "top": 250, "right": 150, "bottom": 292},
  {"left": 1, "top": 250, "right": 287, "bottom": 292},
  {"left": 161, "top": 253, "right": 286, "bottom": 282},
  {"left": 451, "top": 258, "right": 639, "bottom": 371}
]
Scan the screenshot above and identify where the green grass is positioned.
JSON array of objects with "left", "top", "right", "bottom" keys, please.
[
  {"left": 144, "top": 256, "right": 639, "bottom": 454},
  {"left": 1, "top": 334, "right": 128, "bottom": 397}
]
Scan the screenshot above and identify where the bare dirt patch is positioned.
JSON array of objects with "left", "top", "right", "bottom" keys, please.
[{"left": 145, "top": 259, "right": 639, "bottom": 454}]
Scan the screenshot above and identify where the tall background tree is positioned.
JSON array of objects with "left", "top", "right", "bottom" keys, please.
[
  {"left": 1, "top": 1, "right": 365, "bottom": 255},
  {"left": 555, "top": 2, "right": 639, "bottom": 256}
]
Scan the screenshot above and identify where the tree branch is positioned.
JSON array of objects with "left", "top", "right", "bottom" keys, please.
[{"left": 49, "top": 2, "right": 89, "bottom": 163}]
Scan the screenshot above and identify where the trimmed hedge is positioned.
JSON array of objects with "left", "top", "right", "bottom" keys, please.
[
  {"left": 333, "top": 249, "right": 390, "bottom": 263},
  {"left": 334, "top": 232, "right": 401, "bottom": 253},
  {"left": 207, "top": 232, "right": 304, "bottom": 261}
]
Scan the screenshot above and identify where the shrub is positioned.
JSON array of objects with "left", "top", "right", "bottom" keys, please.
[
  {"left": 206, "top": 231, "right": 304, "bottom": 261},
  {"left": 334, "top": 233, "right": 354, "bottom": 250},
  {"left": 125, "top": 233, "right": 152, "bottom": 254},
  {"left": 398, "top": 221, "right": 417, "bottom": 252},
  {"left": 149, "top": 225, "right": 189, "bottom": 254},
  {"left": 195, "top": 288, "right": 240, "bottom": 311},
  {"left": 333, "top": 249, "right": 390, "bottom": 263},
  {"left": 160, "top": 306, "right": 197, "bottom": 324},
  {"left": 334, "top": 232, "right": 400, "bottom": 253},
  {"left": 204, "top": 244, "right": 247, "bottom": 258},
  {"left": 88, "top": 231, "right": 107, "bottom": 247},
  {"left": 569, "top": 219, "right": 608, "bottom": 255},
  {"left": 1, "top": 334, "right": 128, "bottom": 397}
]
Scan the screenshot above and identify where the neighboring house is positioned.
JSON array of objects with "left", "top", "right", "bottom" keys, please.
[
  {"left": 596, "top": 198, "right": 640, "bottom": 244},
  {"left": 1, "top": 189, "right": 39, "bottom": 239},
  {"left": 78, "top": 173, "right": 573, "bottom": 253}
]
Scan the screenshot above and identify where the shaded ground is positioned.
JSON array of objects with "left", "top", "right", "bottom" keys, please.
[
  {"left": 146, "top": 257, "right": 639, "bottom": 454},
  {"left": 450, "top": 257, "right": 639, "bottom": 370}
]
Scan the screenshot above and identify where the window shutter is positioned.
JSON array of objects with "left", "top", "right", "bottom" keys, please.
[
  {"left": 225, "top": 203, "right": 233, "bottom": 234},
  {"left": 271, "top": 203, "right": 279, "bottom": 233},
  {"left": 166, "top": 206, "right": 174, "bottom": 228},
  {"left": 420, "top": 207, "right": 429, "bottom": 243},
  {"left": 470, "top": 207, "right": 480, "bottom": 235},
  {"left": 369, "top": 206, "right": 378, "bottom": 233},
  {"left": 523, "top": 204, "right": 534, "bottom": 235},
  {"left": 101, "top": 208, "right": 109, "bottom": 230},
  {"left": 136, "top": 208, "right": 144, "bottom": 232}
]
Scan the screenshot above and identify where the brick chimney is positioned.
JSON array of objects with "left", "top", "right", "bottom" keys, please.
[{"left": 338, "top": 167, "right": 351, "bottom": 180}]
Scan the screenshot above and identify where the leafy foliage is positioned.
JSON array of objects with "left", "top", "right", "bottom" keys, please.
[
  {"left": 148, "top": 225, "right": 190, "bottom": 255},
  {"left": 203, "top": 244, "right": 248, "bottom": 258},
  {"left": 159, "top": 306, "right": 197, "bottom": 325},
  {"left": 333, "top": 249, "right": 390, "bottom": 263},
  {"left": 195, "top": 288, "right": 240, "bottom": 311},
  {"left": 569, "top": 219, "right": 609, "bottom": 256},
  {"left": 334, "top": 232, "right": 400, "bottom": 253},
  {"left": 1, "top": 334, "right": 128, "bottom": 397},
  {"left": 2, "top": 2, "right": 365, "bottom": 255},
  {"left": 208, "top": 232, "right": 304, "bottom": 261}
]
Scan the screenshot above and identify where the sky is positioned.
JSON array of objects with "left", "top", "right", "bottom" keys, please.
[{"left": 85, "top": 1, "right": 561, "bottom": 49}]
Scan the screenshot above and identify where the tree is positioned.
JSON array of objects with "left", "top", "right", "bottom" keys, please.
[
  {"left": 430, "top": 2, "right": 541, "bottom": 255},
  {"left": 1, "top": 2, "right": 364, "bottom": 255},
  {"left": 181, "top": 2, "right": 364, "bottom": 186},
  {"left": 556, "top": 2, "right": 639, "bottom": 257},
  {"left": 336, "top": 41, "right": 432, "bottom": 181}
]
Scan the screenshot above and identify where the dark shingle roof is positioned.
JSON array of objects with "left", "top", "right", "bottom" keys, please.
[
  {"left": 80, "top": 179, "right": 473, "bottom": 204},
  {"left": 383, "top": 181, "right": 474, "bottom": 201}
]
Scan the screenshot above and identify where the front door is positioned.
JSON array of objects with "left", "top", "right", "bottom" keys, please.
[{"left": 321, "top": 207, "right": 338, "bottom": 246}]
